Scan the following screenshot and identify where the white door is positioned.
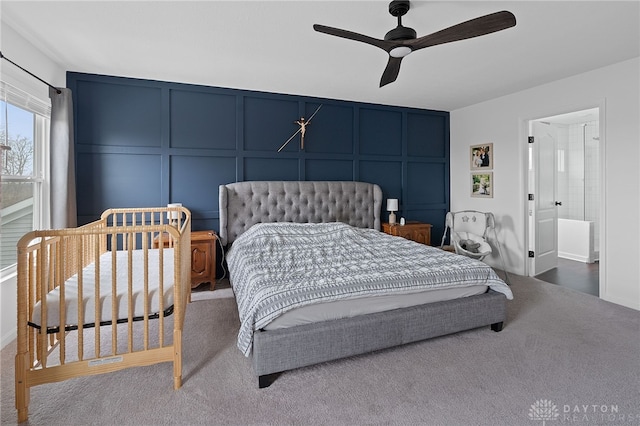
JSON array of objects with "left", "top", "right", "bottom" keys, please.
[{"left": 530, "top": 121, "right": 559, "bottom": 275}]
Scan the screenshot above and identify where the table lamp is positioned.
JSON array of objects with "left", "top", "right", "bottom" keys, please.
[
  {"left": 167, "top": 203, "right": 182, "bottom": 225},
  {"left": 387, "top": 199, "right": 398, "bottom": 225}
]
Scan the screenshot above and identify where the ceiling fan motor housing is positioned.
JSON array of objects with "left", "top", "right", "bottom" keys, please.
[
  {"left": 384, "top": 25, "right": 417, "bottom": 41},
  {"left": 385, "top": 1, "right": 417, "bottom": 41}
]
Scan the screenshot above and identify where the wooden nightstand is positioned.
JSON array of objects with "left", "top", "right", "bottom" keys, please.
[
  {"left": 190, "top": 230, "right": 218, "bottom": 290},
  {"left": 382, "top": 222, "right": 432, "bottom": 245},
  {"left": 154, "top": 230, "right": 217, "bottom": 290}
]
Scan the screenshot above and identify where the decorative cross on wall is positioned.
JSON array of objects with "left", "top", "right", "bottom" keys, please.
[{"left": 278, "top": 105, "right": 323, "bottom": 152}]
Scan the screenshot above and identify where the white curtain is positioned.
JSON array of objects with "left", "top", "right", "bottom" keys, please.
[{"left": 49, "top": 87, "right": 77, "bottom": 228}]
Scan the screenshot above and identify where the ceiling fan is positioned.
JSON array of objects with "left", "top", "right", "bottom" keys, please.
[{"left": 313, "top": 1, "right": 516, "bottom": 87}]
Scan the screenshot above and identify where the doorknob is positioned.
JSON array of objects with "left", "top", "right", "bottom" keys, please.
[{"left": 555, "top": 201, "right": 562, "bottom": 206}]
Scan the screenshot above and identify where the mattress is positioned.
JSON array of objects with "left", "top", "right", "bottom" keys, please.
[
  {"left": 264, "top": 284, "right": 488, "bottom": 330},
  {"left": 30, "top": 248, "right": 175, "bottom": 330}
]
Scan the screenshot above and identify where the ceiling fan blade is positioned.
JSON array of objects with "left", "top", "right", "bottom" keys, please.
[
  {"left": 407, "top": 11, "right": 516, "bottom": 51},
  {"left": 313, "top": 24, "right": 393, "bottom": 51},
  {"left": 380, "top": 56, "right": 403, "bottom": 87}
]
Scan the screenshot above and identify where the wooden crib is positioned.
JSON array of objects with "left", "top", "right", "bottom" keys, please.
[{"left": 15, "top": 206, "right": 191, "bottom": 423}]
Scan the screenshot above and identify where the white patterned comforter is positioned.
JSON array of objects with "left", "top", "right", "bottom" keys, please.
[{"left": 227, "top": 222, "right": 513, "bottom": 356}]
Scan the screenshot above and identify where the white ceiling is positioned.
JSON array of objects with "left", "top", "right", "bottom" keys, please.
[{"left": 2, "top": 1, "right": 638, "bottom": 111}]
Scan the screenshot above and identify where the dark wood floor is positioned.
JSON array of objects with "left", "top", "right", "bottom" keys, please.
[{"left": 535, "top": 257, "right": 599, "bottom": 296}]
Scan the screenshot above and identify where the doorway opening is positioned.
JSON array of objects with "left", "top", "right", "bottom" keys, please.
[{"left": 527, "top": 107, "right": 601, "bottom": 296}]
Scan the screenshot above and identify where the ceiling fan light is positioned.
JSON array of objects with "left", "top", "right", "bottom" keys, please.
[{"left": 389, "top": 46, "right": 411, "bottom": 58}]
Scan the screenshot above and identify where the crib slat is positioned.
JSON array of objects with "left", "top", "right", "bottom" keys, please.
[
  {"left": 87, "top": 233, "right": 102, "bottom": 360},
  {"left": 38, "top": 237, "right": 48, "bottom": 368},
  {"left": 59, "top": 238, "right": 67, "bottom": 365},
  {"left": 111, "top": 232, "right": 118, "bottom": 355},
  {"left": 77, "top": 235, "right": 84, "bottom": 362},
  {"left": 47, "top": 240, "right": 58, "bottom": 354},
  {"left": 28, "top": 251, "right": 35, "bottom": 367},
  {"left": 158, "top": 237, "right": 165, "bottom": 347},
  {"left": 143, "top": 231, "right": 150, "bottom": 351},
  {"left": 127, "top": 232, "right": 134, "bottom": 352}
]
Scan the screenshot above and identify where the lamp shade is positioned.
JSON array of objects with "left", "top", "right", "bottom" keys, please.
[
  {"left": 167, "top": 203, "right": 182, "bottom": 220},
  {"left": 386, "top": 199, "right": 398, "bottom": 212}
]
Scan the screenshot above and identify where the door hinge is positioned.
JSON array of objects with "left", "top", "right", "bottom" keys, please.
[
  {"left": 528, "top": 251, "right": 535, "bottom": 258},
  {"left": 528, "top": 194, "right": 534, "bottom": 201},
  {"left": 528, "top": 136, "right": 534, "bottom": 143}
]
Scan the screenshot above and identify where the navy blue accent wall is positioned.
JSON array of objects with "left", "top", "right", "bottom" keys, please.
[{"left": 68, "top": 72, "right": 450, "bottom": 242}]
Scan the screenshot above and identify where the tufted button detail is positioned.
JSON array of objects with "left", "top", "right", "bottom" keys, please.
[{"left": 220, "top": 181, "right": 382, "bottom": 243}]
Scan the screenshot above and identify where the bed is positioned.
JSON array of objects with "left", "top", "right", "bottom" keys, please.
[
  {"left": 218, "top": 181, "right": 512, "bottom": 387},
  {"left": 15, "top": 206, "right": 191, "bottom": 423}
]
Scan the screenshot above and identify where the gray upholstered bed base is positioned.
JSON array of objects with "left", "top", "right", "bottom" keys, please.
[
  {"left": 254, "top": 290, "right": 506, "bottom": 386},
  {"left": 218, "top": 181, "right": 507, "bottom": 388}
]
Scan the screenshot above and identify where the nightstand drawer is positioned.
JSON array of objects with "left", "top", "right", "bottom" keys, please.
[
  {"left": 191, "top": 241, "right": 213, "bottom": 282},
  {"left": 154, "top": 230, "right": 217, "bottom": 290},
  {"left": 382, "top": 222, "right": 432, "bottom": 246},
  {"left": 189, "top": 231, "right": 217, "bottom": 290}
]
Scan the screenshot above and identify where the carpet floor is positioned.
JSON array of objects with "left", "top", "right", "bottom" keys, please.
[{"left": 1, "top": 274, "right": 638, "bottom": 425}]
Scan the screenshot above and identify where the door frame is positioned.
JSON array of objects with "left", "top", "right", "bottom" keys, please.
[{"left": 522, "top": 100, "right": 606, "bottom": 297}]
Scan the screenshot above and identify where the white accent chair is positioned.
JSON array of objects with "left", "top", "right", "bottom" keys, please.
[{"left": 440, "top": 210, "right": 510, "bottom": 284}]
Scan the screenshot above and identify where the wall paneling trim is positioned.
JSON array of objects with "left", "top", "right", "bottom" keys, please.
[{"left": 69, "top": 72, "right": 450, "bottom": 239}]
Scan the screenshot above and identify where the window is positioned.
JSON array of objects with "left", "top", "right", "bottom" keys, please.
[{"left": 0, "top": 83, "right": 50, "bottom": 270}]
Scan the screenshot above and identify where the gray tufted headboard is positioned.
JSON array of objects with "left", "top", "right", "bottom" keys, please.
[{"left": 218, "top": 181, "right": 383, "bottom": 245}]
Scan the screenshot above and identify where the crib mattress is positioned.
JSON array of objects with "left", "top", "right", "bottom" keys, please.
[{"left": 30, "top": 249, "right": 175, "bottom": 331}]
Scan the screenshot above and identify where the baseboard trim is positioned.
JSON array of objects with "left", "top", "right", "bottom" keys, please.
[
  {"left": 558, "top": 252, "right": 594, "bottom": 264},
  {"left": 1, "top": 330, "right": 16, "bottom": 350}
]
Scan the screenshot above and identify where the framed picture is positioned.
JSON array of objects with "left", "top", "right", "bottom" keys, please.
[
  {"left": 471, "top": 172, "right": 493, "bottom": 198},
  {"left": 470, "top": 143, "right": 493, "bottom": 169}
]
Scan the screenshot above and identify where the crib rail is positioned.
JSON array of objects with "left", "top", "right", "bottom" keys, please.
[{"left": 15, "top": 206, "right": 191, "bottom": 423}]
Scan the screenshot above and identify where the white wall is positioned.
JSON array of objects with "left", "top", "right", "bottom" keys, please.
[
  {"left": 0, "top": 22, "right": 66, "bottom": 348},
  {"left": 0, "top": 22, "right": 66, "bottom": 99},
  {"left": 451, "top": 57, "right": 640, "bottom": 310}
]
